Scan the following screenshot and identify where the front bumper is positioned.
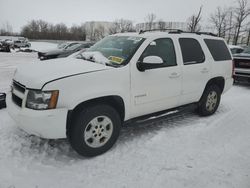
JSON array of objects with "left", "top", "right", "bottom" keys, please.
[
  {"left": 234, "top": 68, "right": 250, "bottom": 78},
  {"left": 7, "top": 93, "right": 68, "bottom": 139}
]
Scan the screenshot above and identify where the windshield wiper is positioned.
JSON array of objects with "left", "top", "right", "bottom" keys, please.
[
  {"left": 78, "top": 54, "right": 95, "bottom": 62},
  {"left": 105, "top": 62, "right": 119, "bottom": 67}
]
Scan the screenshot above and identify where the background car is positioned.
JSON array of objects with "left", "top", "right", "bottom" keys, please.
[
  {"left": 233, "top": 46, "right": 250, "bottom": 83},
  {"left": 0, "top": 41, "right": 11, "bottom": 52},
  {"left": 14, "top": 40, "right": 31, "bottom": 48},
  {"left": 229, "top": 45, "right": 244, "bottom": 55},
  {"left": 57, "top": 42, "right": 80, "bottom": 49},
  {"left": 38, "top": 42, "right": 95, "bottom": 60}
]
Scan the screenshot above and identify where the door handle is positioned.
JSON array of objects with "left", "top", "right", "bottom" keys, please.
[
  {"left": 201, "top": 68, "right": 209, "bottom": 73},
  {"left": 169, "top": 72, "right": 180, "bottom": 78}
]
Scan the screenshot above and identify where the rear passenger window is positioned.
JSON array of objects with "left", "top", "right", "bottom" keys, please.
[
  {"left": 179, "top": 38, "right": 205, "bottom": 65},
  {"left": 204, "top": 39, "right": 232, "bottom": 61}
]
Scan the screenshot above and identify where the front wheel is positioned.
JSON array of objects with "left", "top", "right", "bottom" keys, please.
[
  {"left": 68, "top": 104, "right": 121, "bottom": 157},
  {"left": 197, "top": 85, "right": 221, "bottom": 116}
]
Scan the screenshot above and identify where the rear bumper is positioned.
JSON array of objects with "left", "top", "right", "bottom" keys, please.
[{"left": 6, "top": 93, "right": 68, "bottom": 139}]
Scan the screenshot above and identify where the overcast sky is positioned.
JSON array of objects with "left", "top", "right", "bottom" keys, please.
[{"left": 0, "top": 0, "right": 237, "bottom": 32}]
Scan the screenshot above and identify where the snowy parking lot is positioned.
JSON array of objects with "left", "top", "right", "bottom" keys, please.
[{"left": 0, "top": 42, "right": 250, "bottom": 188}]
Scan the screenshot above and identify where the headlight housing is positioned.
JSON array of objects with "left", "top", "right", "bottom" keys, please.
[{"left": 26, "top": 90, "right": 59, "bottom": 110}]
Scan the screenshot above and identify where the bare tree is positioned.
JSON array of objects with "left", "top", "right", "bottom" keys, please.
[
  {"left": 210, "top": 7, "right": 228, "bottom": 37},
  {"left": 37, "top": 20, "right": 49, "bottom": 38},
  {"left": 109, "top": 19, "right": 134, "bottom": 34},
  {"left": 21, "top": 19, "right": 86, "bottom": 40},
  {"left": 86, "top": 21, "right": 95, "bottom": 41},
  {"left": 187, "top": 6, "right": 203, "bottom": 32},
  {"left": 247, "top": 29, "right": 250, "bottom": 45},
  {"left": 70, "top": 24, "right": 86, "bottom": 40},
  {"left": 226, "top": 9, "right": 235, "bottom": 43},
  {"left": 0, "top": 22, "right": 13, "bottom": 35},
  {"left": 158, "top": 20, "right": 167, "bottom": 31},
  {"left": 94, "top": 24, "right": 105, "bottom": 40},
  {"left": 233, "top": 0, "right": 250, "bottom": 45},
  {"left": 144, "top": 13, "right": 156, "bottom": 30},
  {"left": 109, "top": 22, "right": 119, "bottom": 34}
]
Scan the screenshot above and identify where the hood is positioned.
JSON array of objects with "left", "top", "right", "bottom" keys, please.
[
  {"left": 14, "top": 57, "right": 112, "bottom": 89},
  {"left": 43, "top": 49, "right": 65, "bottom": 55},
  {"left": 234, "top": 53, "right": 250, "bottom": 58}
]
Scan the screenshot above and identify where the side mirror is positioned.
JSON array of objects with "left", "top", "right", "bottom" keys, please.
[
  {"left": 137, "top": 56, "right": 164, "bottom": 72},
  {"left": 143, "top": 56, "right": 163, "bottom": 64}
]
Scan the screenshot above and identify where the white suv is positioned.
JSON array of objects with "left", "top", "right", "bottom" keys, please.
[{"left": 7, "top": 30, "right": 234, "bottom": 157}]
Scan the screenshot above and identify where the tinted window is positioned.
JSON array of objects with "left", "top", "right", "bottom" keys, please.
[
  {"left": 230, "top": 48, "right": 244, "bottom": 54},
  {"left": 139, "top": 38, "right": 177, "bottom": 67},
  {"left": 179, "top": 38, "right": 205, "bottom": 65},
  {"left": 84, "top": 43, "right": 93, "bottom": 48},
  {"left": 230, "top": 48, "right": 237, "bottom": 54},
  {"left": 204, "top": 39, "right": 232, "bottom": 61},
  {"left": 243, "top": 46, "right": 250, "bottom": 54}
]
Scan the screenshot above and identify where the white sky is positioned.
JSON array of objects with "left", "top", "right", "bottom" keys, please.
[{"left": 0, "top": 0, "right": 237, "bottom": 32}]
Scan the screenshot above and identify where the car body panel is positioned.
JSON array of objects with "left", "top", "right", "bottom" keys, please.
[{"left": 14, "top": 58, "right": 112, "bottom": 89}]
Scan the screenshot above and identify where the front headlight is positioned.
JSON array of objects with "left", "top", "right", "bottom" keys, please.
[{"left": 26, "top": 90, "right": 59, "bottom": 110}]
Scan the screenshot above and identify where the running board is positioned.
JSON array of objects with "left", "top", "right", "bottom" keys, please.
[{"left": 124, "top": 103, "right": 198, "bottom": 126}]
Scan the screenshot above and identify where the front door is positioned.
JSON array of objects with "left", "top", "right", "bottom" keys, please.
[{"left": 130, "top": 38, "right": 182, "bottom": 118}]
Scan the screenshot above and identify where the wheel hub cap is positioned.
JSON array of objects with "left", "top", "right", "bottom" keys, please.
[
  {"left": 206, "top": 91, "right": 218, "bottom": 112},
  {"left": 84, "top": 116, "right": 113, "bottom": 148}
]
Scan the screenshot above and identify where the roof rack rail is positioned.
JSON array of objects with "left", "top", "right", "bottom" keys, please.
[
  {"left": 139, "top": 29, "right": 183, "bottom": 34},
  {"left": 138, "top": 29, "right": 217, "bottom": 37},
  {"left": 195, "top": 32, "right": 217, "bottom": 36},
  {"left": 180, "top": 31, "right": 217, "bottom": 36}
]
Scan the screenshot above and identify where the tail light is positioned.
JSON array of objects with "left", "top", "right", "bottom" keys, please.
[{"left": 232, "top": 60, "right": 235, "bottom": 78}]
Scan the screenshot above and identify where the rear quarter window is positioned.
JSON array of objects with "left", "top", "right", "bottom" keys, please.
[{"left": 204, "top": 39, "right": 232, "bottom": 61}]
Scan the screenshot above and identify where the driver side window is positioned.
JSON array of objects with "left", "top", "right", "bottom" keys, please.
[{"left": 139, "top": 38, "right": 177, "bottom": 67}]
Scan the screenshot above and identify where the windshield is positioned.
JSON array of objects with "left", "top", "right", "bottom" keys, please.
[
  {"left": 76, "top": 36, "right": 144, "bottom": 66},
  {"left": 66, "top": 43, "right": 82, "bottom": 51},
  {"left": 243, "top": 46, "right": 250, "bottom": 54},
  {"left": 58, "top": 43, "right": 67, "bottom": 49}
]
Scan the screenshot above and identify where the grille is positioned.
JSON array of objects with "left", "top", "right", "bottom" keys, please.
[
  {"left": 12, "top": 93, "right": 22, "bottom": 107},
  {"left": 13, "top": 80, "right": 25, "bottom": 93},
  {"left": 11, "top": 80, "right": 26, "bottom": 107},
  {"left": 234, "top": 59, "right": 250, "bottom": 69}
]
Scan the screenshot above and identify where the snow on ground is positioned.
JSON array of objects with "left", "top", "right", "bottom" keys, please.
[
  {"left": 0, "top": 41, "right": 57, "bottom": 93},
  {"left": 0, "top": 52, "right": 38, "bottom": 93},
  {"left": 0, "top": 50, "right": 250, "bottom": 188}
]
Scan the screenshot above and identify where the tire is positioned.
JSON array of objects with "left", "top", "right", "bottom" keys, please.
[
  {"left": 68, "top": 104, "right": 121, "bottom": 157},
  {"left": 197, "top": 85, "right": 221, "bottom": 116}
]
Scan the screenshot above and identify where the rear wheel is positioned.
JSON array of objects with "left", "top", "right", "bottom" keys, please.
[
  {"left": 68, "top": 104, "right": 121, "bottom": 157},
  {"left": 198, "top": 85, "right": 221, "bottom": 116}
]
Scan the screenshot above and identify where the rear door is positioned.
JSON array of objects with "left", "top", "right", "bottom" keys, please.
[
  {"left": 179, "top": 38, "right": 211, "bottom": 105},
  {"left": 204, "top": 39, "right": 233, "bottom": 81}
]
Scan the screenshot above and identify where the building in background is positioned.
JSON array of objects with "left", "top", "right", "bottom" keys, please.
[{"left": 136, "top": 21, "right": 187, "bottom": 32}]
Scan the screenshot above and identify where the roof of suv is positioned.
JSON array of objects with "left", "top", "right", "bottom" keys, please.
[{"left": 113, "top": 31, "right": 220, "bottom": 40}]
